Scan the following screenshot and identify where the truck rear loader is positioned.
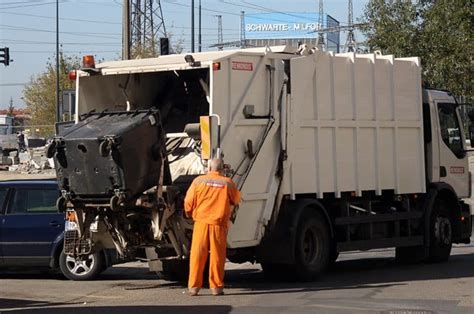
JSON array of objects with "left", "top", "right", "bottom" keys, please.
[{"left": 49, "top": 45, "right": 472, "bottom": 281}]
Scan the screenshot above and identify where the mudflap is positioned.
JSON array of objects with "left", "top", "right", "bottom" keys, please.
[{"left": 458, "top": 201, "right": 472, "bottom": 243}]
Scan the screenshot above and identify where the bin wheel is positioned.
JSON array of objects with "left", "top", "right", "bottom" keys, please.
[
  {"left": 110, "top": 195, "right": 121, "bottom": 211},
  {"left": 46, "top": 141, "right": 57, "bottom": 158},
  {"left": 56, "top": 196, "right": 68, "bottom": 212},
  {"left": 99, "top": 141, "right": 111, "bottom": 157}
]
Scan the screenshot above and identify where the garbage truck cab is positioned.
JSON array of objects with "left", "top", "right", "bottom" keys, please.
[{"left": 54, "top": 46, "right": 472, "bottom": 281}]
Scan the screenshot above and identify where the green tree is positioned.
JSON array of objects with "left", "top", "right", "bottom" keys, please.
[
  {"left": 22, "top": 53, "right": 80, "bottom": 136},
  {"left": 361, "top": 0, "right": 473, "bottom": 101},
  {"left": 419, "top": 0, "right": 473, "bottom": 100},
  {"left": 361, "top": 0, "right": 421, "bottom": 57}
]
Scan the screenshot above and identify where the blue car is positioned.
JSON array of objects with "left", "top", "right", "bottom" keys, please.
[{"left": 0, "top": 180, "right": 114, "bottom": 280}]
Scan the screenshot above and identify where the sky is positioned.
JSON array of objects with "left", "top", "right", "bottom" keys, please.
[{"left": 0, "top": 0, "right": 369, "bottom": 109}]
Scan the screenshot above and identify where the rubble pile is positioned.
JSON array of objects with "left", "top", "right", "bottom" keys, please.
[{"left": 1, "top": 146, "right": 55, "bottom": 176}]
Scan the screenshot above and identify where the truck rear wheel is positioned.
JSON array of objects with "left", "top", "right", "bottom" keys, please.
[
  {"left": 292, "top": 210, "right": 330, "bottom": 281},
  {"left": 428, "top": 200, "right": 452, "bottom": 262}
]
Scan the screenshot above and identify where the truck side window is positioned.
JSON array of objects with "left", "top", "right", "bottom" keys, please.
[
  {"left": 438, "top": 103, "right": 463, "bottom": 158},
  {"left": 8, "top": 189, "right": 58, "bottom": 214},
  {"left": 422, "top": 103, "right": 432, "bottom": 143}
]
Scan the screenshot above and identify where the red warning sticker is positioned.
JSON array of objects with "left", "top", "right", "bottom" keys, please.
[
  {"left": 450, "top": 167, "right": 465, "bottom": 174},
  {"left": 232, "top": 61, "right": 253, "bottom": 71}
]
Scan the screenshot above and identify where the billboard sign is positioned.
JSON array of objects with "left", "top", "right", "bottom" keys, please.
[{"left": 245, "top": 12, "right": 338, "bottom": 41}]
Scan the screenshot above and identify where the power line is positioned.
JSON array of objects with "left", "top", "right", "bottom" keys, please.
[
  {"left": 220, "top": 0, "right": 318, "bottom": 24},
  {"left": 0, "top": 83, "right": 27, "bottom": 86},
  {"left": 0, "top": 24, "right": 121, "bottom": 40},
  {"left": 0, "top": 11, "right": 122, "bottom": 25},
  {"left": 0, "top": 1, "right": 44, "bottom": 6},
  {"left": 1, "top": 39, "right": 121, "bottom": 46},
  {"left": 0, "top": 10, "right": 239, "bottom": 31},
  {"left": 0, "top": 1, "right": 63, "bottom": 10},
  {"left": 12, "top": 50, "right": 120, "bottom": 53}
]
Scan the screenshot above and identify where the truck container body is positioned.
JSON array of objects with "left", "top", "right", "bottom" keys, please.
[{"left": 54, "top": 46, "right": 472, "bottom": 280}]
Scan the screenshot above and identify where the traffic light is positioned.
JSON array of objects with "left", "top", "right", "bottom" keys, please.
[
  {"left": 160, "top": 37, "right": 169, "bottom": 56},
  {"left": 0, "top": 47, "right": 10, "bottom": 66}
]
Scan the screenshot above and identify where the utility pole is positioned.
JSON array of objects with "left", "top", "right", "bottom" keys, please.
[
  {"left": 56, "top": 0, "right": 60, "bottom": 123},
  {"left": 122, "top": 0, "right": 130, "bottom": 59},
  {"left": 191, "top": 0, "right": 195, "bottom": 52},
  {"left": 198, "top": 0, "right": 202, "bottom": 52},
  {"left": 8, "top": 97, "right": 14, "bottom": 116},
  {"left": 240, "top": 11, "right": 246, "bottom": 48},
  {"left": 216, "top": 15, "right": 223, "bottom": 51},
  {"left": 316, "top": 0, "right": 325, "bottom": 50},
  {"left": 345, "top": 0, "right": 357, "bottom": 52},
  {"left": 129, "top": 0, "right": 167, "bottom": 58}
]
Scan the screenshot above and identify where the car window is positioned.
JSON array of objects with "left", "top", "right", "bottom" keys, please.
[
  {"left": 8, "top": 189, "right": 59, "bottom": 214},
  {"left": 0, "top": 188, "right": 7, "bottom": 213}
]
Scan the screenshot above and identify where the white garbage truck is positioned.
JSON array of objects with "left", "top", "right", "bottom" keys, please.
[{"left": 54, "top": 45, "right": 472, "bottom": 281}]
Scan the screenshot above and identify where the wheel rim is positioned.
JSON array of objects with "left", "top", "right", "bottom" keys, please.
[
  {"left": 65, "top": 254, "right": 95, "bottom": 276},
  {"left": 434, "top": 216, "right": 452, "bottom": 246},
  {"left": 302, "top": 227, "right": 318, "bottom": 264}
]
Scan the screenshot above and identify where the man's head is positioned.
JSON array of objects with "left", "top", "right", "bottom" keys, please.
[{"left": 209, "top": 158, "right": 224, "bottom": 173}]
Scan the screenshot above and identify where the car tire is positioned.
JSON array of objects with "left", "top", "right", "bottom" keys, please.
[{"left": 59, "top": 251, "right": 104, "bottom": 281}]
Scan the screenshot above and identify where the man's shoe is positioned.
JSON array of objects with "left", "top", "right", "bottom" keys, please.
[
  {"left": 188, "top": 287, "right": 200, "bottom": 296},
  {"left": 211, "top": 288, "right": 224, "bottom": 296}
]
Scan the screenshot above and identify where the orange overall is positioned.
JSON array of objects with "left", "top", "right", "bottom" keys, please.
[{"left": 184, "top": 171, "right": 241, "bottom": 290}]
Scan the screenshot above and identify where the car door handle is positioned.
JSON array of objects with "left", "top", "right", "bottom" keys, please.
[{"left": 49, "top": 221, "right": 61, "bottom": 228}]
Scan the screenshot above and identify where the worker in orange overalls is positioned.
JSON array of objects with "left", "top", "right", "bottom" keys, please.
[{"left": 184, "top": 158, "right": 241, "bottom": 296}]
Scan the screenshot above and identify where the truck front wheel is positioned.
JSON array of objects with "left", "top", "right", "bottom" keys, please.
[
  {"left": 293, "top": 210, "right": 331, "bottom": 281},
  {"left": 428, "top": 200, "right": 452, "bottom": 262}
]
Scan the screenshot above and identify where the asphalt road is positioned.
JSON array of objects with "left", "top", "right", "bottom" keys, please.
[{"left": 1, "top": 238, "right": 473, "bottom": 314}]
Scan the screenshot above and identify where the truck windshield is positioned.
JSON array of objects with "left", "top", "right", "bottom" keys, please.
[{"left": 438, "top": 103, "right": 463, "bottom": 158}]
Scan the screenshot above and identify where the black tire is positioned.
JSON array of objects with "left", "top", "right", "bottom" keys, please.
[
  {"left": 110, "top": 195, "right": 121, "bottom": 211},
  {"left": 428, "top": 200, "right": 453, "bottom": 262},
  {"left": 292, "top": 210, "right": 331, "bottom": 281},
  {"left": 99, "top": 140, "right": 111, "bottom": 157},
  {"left": 56, "top": 196, "right": 67, "bottom": 212},
  {"left": 59, "top": 251, "right": 105, "bottom": 281},
  {"left": 156, "top": 259, "right": 189, "bottom": 282},
  {"left": 45, "top": 141, "right": 57, "bottom": 158}
]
